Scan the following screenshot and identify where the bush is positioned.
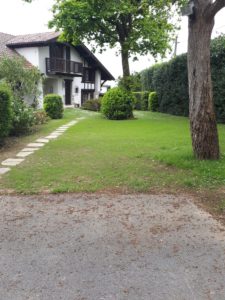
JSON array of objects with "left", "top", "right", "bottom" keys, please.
[
  {"left": 34, "top": 110, "right": 49, "bottom": 125},
  {"left": 141, "top": 91, "right": 150, "bottom": 111},
  {"left": 101, "top": 87, "right": 133, "bottom": 120},
  {"left": 10, "top": 99, "right": 35, "bottom": 136},
  {"left": 0, "top": 84, "right": 12, "bottom": 143},
  {"left": 132, "top": 92, "right": 143, "bottom": 110},
  {"left": 117, "top": 73, "right": 141, "bottom": 91},
  {"left": 44, "top": 94, "right": 63, "bottom": 119},
  {"left": 82, "top": 99, "right": 101, "bottom": 111},
  {"left": 148, "top": 92, "right": 159, "bottom": 112},
  {"left": 0, "top": 56, "right": 42, "bottom": 106}
]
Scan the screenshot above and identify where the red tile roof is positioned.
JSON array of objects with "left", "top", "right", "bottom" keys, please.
[
  {"left": 0, "top": 32, "right": 35, "bottom": 68},
  {"left": 7, "top": 32, "right": 60, "bottom": 46}
]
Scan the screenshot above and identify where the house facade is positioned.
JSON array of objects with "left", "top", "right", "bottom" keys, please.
[{"left": 0, "top": 32, "right": 114, "bottom": 108}]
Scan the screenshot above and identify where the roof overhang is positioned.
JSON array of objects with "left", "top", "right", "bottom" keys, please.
[{"left": 7, "top": 34, "right": 115, "bottom": 82}]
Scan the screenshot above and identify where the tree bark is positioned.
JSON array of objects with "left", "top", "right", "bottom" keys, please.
[
  {"left": 121, "top": 47, "right": 130, "bottom": 78},
  {"left": 188, "top": 1, "right": 220, "bottom": 160}
]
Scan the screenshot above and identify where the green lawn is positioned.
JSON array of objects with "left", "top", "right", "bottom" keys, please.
[{"left": 1, "top": 109, "right": 225, "bottom": 194}]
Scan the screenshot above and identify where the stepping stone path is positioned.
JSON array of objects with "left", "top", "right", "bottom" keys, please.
[
  {"left": 17, "top": 152, "right": 34, "bottom": 158},
  {"left": 27, "top": 143, "right": 45, "bottom": 148},
  {"left": 0, "top": 118, "right": 84, "bottom": 177},
  {"left": 2, "top": 159, "right": 25, "bottom": 166},
  {"left": 0, "top": 168, "right": 10, "bottom": 175}
]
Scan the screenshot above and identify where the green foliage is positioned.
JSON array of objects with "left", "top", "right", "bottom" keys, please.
[
  {"left": 10, "top": 99, "right": 35, "bottom": 136},
  {"left": 141, "top": 91, "right": 150, "bottom": 111},
  {"left": 101, "top": 87, "right": 133, "bottom": 120},
  {"left": 82, "top": 99, "right": 101, "bottom": 112},
  {"left": 139, "top": 35, "right": 225, "bottom": 122},
  {"left": 132, "top": 92, "right": 143, "bottom": 110},
  {"left": 50, "top": 0, "right": 180, "bottom": 77},
  {"left": 211, "top": 35, "right": 225, "bottom": 123},
  {"left": 0, "top": 56, "right": 42, "bottom": 106},
  {"left": 118, "top": 73, "right": 141, "bottom": 92},
  {"left": 34, "top": 110, "right": 49, "bottom": 125},
  {"left": 0, "top": 84, "right": 12, "bottom": 143},
  {"left": 44, "top": 94, "right": 64, "bottom": 119},
  {"left": 148, "top": 92, "right": 159, "bottom": 112},
  {"left": 132, "top": 91, "right": 151, "bottom": 110}
]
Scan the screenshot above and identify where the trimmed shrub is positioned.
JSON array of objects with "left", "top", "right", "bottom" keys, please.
[
  {"left": 132, "top": 92, "right": 150, "bottom": 110},
  {"left": 0, "top": 84, "right": 12, "bottom": 143},
  {"left": 101, "top": 87, "right": 133, "bottom": 120},
  {"left": 10, "top": 99, "right": 35, "bottom": 136},
  {"left": 82, "top": 98, "right": 101, "bottom": 112},
  {"left": 34, "top": 110, "right": 49, "bottom": 125},
  {"left": 44, "top": 94, "right": 63, "bottom": 119},
  {"left": 141, "top": 91, "right": 150, "bottom": 111},
  {"left": 132, "top": 92, "right": 143, "bottom": 110},
  {"left": 148, "top": 92, "right": 159, "bottom": 112}
]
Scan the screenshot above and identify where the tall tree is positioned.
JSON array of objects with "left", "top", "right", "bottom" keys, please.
[
  {"left": 187, "top": 0, "right": 225, "bottom": 160},
  {"left": 49, "top": 0, "right": 177, "bottom": 78}
]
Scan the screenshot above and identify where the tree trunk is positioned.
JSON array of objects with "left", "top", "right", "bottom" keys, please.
[
  {"left": 188, "top": 6, "right": 220, "bottom": 160},
  {"left": 121, "top": 48, "right": 130, "bottom": 78}
]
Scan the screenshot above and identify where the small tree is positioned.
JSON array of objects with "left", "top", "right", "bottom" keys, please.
[{"left": 0, "top": 56, "right": 42, "bottom": 106}]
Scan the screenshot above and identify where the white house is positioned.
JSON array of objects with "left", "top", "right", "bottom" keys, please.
[{"left": 0, "top": 32, "right": 114, "bottom": 108}]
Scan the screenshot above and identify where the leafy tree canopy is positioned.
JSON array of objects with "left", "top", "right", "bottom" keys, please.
[
  {"left": 0, "top": 56, "right": 42, "bottom": 105},
  {"left": 49, "top": 0, "right": 185, "bottom": 77}
]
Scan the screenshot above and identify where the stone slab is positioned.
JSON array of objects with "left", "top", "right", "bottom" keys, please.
[
  {"left": 2, "top": 158, "right": 24, "bottom": 166},
  {"left": 16, "top": 152, "right": 33, "bottom": 158},
  {"left": 0, "top": 168, "right": 11, "bottom": 175},
  {"left": 36, "top": 139, "right": 49, "bottom": 143},
  {"left": 27, "top": 143, "right": 45, "bottom": 148},
  {"left": 21, "top": 148, "right": 39, "bottom": 152},
  {"left": 46, "top": 136, "right": 58, "bottom": 139},
  {"left": 52, "top": 132, "right": 63, "bottom": 135}
]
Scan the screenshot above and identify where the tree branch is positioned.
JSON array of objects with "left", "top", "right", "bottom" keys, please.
[{"left": 210, "top": 0, "right": 225, "bottom": 17}]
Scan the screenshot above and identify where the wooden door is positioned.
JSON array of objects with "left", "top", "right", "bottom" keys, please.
[{"left": 65, "top": 80, "right": 72, "bottom": 105}]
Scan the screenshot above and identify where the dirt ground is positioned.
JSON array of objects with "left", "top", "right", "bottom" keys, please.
[{"left": 1, "top": 193, "right": 225, "bottom": 300}]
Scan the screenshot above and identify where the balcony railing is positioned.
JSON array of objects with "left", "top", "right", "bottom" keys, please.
[
  {"left": 82, "top": 67, "right": 95, "bottom": 83},
  {"left": 46, "top": 58, "right": 83, "bottom": 75}
]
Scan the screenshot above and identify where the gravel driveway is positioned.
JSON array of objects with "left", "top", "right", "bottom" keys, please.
[{"left": 1, "top": 193, "right": 225, "bottom": 300}]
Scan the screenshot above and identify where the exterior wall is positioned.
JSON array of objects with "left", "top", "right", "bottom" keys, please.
[
  {"left": 72, "top": 77, "right": 82, "bottom": 106},
  {"left": 16, "top": 47, "right": 39, "bottom": 67},
  {"left": 38, "top": 46, "right": 49, "bottom": 74},
  {"left": 43, "top": 77, "right": 65, "bottom": 104},
  {"left": 70, "top": 47, "right": 83, "bottom": 63},
  {"left": 94, "top": 69, "right": 101, "bottom": 98}
]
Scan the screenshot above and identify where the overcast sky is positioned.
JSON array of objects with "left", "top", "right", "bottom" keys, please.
[{"left": 0, "top": 0, "right": 225, "bottom": 81}]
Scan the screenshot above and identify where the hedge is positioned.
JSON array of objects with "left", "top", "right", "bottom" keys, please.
[
  {"left": 140, "top": 35, "right": 225, "bottom": 122},
  {"left": 0, "top": 84, "right": 12, "bottom": 143},
  {"left": 148, "top": 92, "right": 159, "bottom": 112},
  {"left": 132, "top": 91, "right": 150, "bottom": 110},
  {"left": 82, "top": 98, "right": 101, "bottom": 111}
]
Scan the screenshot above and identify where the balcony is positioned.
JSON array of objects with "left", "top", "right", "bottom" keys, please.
[
  {"left": 46, "top": 58, "right": 83, "bottom": 76},
  {"left": 82, "top": 67, "right": 95, "bottom": 83}
]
